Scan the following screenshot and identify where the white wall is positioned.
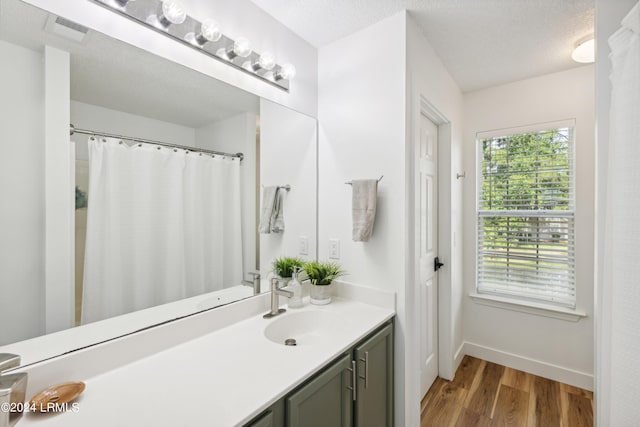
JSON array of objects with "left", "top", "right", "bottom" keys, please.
[
  {"left": 71, "top": 101, "right": 197, "bottom": 159},
  {"left": 406, "top": 8, "right": 465, "bottom": 391},
  {"left": 318, "top": 12, "right": 465, "bottom": 425},
  {"left": 462, "top": 66, "right": 595, "bottom": 389},
  {"left": 595, "top": 0, "right": 638, "bottom": 423},
  {"left": 0, "top": 40, "right": 45, "bottom": 345},
  {"left": 195, "top": 113, "right": 258, "bottom": 279},
  {"left": 318, "top": 14, "right": 407, "bottom": 425},
  {"left": 260, "top": 99, "right": 317, "bottom": 273},
  {"left": 23, "top": 0, "right": 318, "bottom": 118}
]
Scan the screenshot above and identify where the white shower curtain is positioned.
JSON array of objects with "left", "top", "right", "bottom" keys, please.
[
  {"left": 604, "top": 3, "right": 640, "bottom": 425},
  {"left": 82, "top": 137, "right": 243, "bottom": 324}
]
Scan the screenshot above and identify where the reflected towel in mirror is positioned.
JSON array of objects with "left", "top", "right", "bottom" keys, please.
[
  {"left": 352, "top": 179, "right": 378, "bottom": 242},
  {"left": 271, "top": 188, "right": 285, "bottom": 233},
  {"left": 259, "top": 186, "right": 285, "bottom": 233}
]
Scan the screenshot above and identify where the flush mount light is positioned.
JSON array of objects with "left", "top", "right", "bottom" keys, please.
[
  {"left": 571, "top": 37, "right": 595, "bottom": 63},
  {"left": 91, "top": 0, "right": 294, "bottom": 91}
]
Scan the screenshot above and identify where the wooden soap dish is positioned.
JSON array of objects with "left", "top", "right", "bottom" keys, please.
[{"left": 29, "top": 381, "right": 85, "bottom": 412}]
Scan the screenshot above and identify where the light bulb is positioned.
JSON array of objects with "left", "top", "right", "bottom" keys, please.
[
  {"left": 571, "top": 37, "right": 595, "bottom": 63},
  {"left": 200, "top": 19, "right": 222, "bottom": 42},
  {"left": 159, "top": 1, "right": 187, "bottom": 26},
  {"left": 233, "top": 37, "right": 252, "bottom": 58},
  {"left": 187, "top": 19, "right": 222, "bottom": 46},
  {"left": 257, "top": 52, "right": 275, "bottom": 71},
  {"left": 278, "top": 63, "right": 296, "bottom": 80}
]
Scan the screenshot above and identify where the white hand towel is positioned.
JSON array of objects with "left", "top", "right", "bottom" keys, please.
[
  {"left": 271, "top": 188, "right": 285, "bottom": 233},
  {"left": 259, "top": 186, "right": 278, "bottom": 234},
  {"left": 352, "top": 179, "right": 378, "bottom": 242}
]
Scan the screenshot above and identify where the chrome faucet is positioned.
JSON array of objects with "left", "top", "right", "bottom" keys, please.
[
  {"left": 242, "top": 272, "right": 261, "bottom": 295},
  {"left": 263, "top": 277, "right": 293, "bottom": 318}
]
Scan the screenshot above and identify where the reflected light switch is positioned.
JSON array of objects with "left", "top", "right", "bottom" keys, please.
[
  {"left": 299, "top": 236, "right": 309, "bottom": 255},
  {"left": 329, "top": 238, "right": 340, "bottom": 259}
]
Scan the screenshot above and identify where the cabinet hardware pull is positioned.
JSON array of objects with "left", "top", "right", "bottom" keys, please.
[
  {"left": 358, "top": 351, "right": 369, "bottom": 389},
  {"left": 346, "top": 360, "right": 357, "bottom": 401}
]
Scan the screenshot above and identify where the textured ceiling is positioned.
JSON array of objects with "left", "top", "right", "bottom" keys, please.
[
  {"left": 0, "top": 0, "right": 258, "bottom": 129},
  {"left": 248, "top": 0, "right": 595, "bottom": 92}
]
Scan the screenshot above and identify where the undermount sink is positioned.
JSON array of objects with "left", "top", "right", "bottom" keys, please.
[{"left": 264, "top": 310, "right": 341, "bottom": 346}]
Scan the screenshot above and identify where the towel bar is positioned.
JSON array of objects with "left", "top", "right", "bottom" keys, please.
[{"left": 345, "top": 176, "right": 383, "bottom": 185}]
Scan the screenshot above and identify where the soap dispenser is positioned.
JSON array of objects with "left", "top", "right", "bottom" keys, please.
[{"left": 288, "top": 266, "right": 304, "bottom": 309}]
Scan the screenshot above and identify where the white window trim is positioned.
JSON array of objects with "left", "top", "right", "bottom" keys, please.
[
  {"left": 469, "top": 292, "right": 587, "bottom": 322},
  {"left": 475, "top": 119, "right": 578, "bottom": 310}
]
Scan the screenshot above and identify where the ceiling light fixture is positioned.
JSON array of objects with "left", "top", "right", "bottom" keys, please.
[
  {"left": 571, "top": 37, "right": 595, "bottom": 63},
  {"left": 92, "top": 0, "right": 294, "bottom": 91}
]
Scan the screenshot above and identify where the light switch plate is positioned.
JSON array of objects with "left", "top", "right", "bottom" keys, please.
[
  {"left": 299, "top": 236, "right": 309, "bottom": 255},
  {"left": 329, "top": 238, "right": 340, "bottom": 259}
]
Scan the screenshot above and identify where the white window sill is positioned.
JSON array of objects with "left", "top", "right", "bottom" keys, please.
[{"left": 469, "top": 293, "right": 587, "bottom": 322}]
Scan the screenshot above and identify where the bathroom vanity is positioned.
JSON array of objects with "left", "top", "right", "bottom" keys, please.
[
  {"left": 11, "top": 287, "right": 394, "bottom": 426},
  {"left": 248, "top": 321, "right": 393, "bottom": 427}
]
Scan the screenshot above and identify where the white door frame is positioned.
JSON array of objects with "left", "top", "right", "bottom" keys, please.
[{"left": 421, "top": 97, "right": 455, "bottom": 382}]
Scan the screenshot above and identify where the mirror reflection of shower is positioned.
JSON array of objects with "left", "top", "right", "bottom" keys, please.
[{"left": 72, "top": 103, "right": 259, "bottom": 325}]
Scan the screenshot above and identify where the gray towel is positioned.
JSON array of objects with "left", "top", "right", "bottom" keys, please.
[
  {"left": 259, "top": 186, "right": 278, "bottom": 234},
  {"left": 271, "top": 189, "right": 285, "bottom": 233},
  {"left": 352, "top": 179, "right": 378, "bottom": 242}
]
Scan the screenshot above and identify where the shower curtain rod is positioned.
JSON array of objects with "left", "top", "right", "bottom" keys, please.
[{"left": 69, "top": 124, "right": 244, "bottom": 161}]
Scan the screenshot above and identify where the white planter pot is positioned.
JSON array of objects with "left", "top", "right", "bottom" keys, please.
[{"left": 310, "top": 283, "right": 333, "bottom": 305}]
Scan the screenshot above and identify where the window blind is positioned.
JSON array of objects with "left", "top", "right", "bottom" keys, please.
[{"left": 477, "top": 127, "right": 576, "bottom": 308}]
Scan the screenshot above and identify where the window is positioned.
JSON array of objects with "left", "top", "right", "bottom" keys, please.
[{"left": 477, "top": 122, "right": 575, "bottom": 308}]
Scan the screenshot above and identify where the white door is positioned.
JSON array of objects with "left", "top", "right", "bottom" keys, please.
[{"left": 418, "top": 114, "right": 439, "bottom": 398}]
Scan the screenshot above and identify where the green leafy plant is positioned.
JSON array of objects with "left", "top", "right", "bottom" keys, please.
[
  {"left": 303, "top": 261, "right": 346, "bottom": 286},
  {"left": 272, "top": 256, "right": 306, "bottom": 278}
]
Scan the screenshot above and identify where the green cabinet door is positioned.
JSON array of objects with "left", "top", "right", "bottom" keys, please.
[
  {"left": 244, "top": 399, "right": 285, "bottom": 427},
  {"left": 354, "top": 323, "right": 394, "bottom": 427},
  {"left": 286, "top": 353, "right": 354, "bottom": 427}
]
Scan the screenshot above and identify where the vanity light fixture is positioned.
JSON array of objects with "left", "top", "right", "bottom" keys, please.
[
  {"left": 91, "top": 0, "right": 293, "bottom": 90},
  {"left": 571, "top": 36, "right": 595, "bottom": 63}
]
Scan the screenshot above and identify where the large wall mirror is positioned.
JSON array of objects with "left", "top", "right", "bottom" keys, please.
[{"left": 0, "top": 0, "right": 317, "bottom": 365}]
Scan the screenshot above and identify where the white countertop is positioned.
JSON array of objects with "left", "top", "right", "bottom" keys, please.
[{"left": 17, "top": 296, "right": 394, "bottom": 427}]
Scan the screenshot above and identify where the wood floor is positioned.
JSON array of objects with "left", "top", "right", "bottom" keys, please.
[{"left": 420, "top": 356, "right": 593, "bottom": 427}]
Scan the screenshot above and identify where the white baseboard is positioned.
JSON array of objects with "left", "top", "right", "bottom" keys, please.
[
  {"left": 453, "top": 342, "right": 465, "bottom": 375},
  {"left": 462, "top": 341, "right": 593, "bottom": 391}
]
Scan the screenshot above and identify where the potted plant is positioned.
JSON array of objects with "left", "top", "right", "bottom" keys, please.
[
  {"left": 303, "top": 261, "right": 346, "bottom": 305},
  {"left": 272, "top": 257, "right": 306, "bottom": 285}
]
